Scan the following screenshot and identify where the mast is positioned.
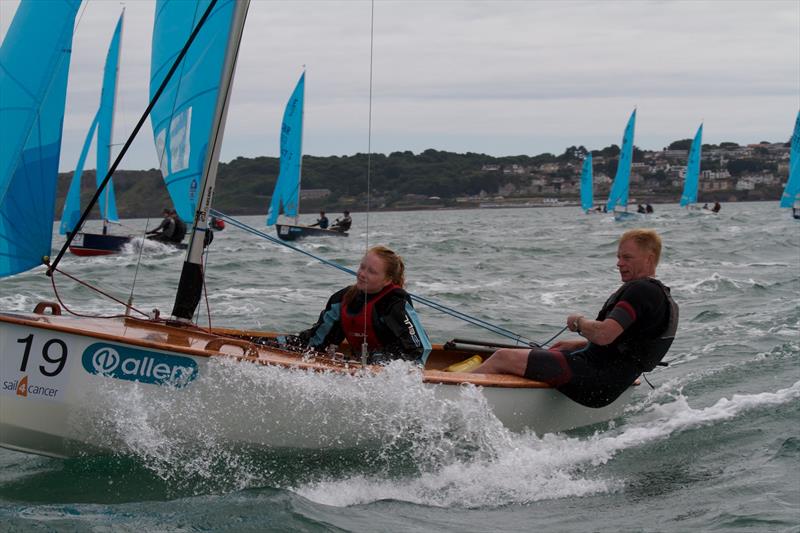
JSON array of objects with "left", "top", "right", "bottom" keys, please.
[{"left": 171, "top": 0, "right": 250, "bottom": 320}]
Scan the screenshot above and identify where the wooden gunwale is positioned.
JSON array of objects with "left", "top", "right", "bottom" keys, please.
[{"left": 0, "top": 312, "right": 551, "bottom": 389}]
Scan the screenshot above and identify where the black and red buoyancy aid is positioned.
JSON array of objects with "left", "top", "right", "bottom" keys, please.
[
  {"left": 598, "top": 278, "right": 679, "bottom": 372},
  {"left": 340, "top": 283, "right": 401, "bottom": 353}
]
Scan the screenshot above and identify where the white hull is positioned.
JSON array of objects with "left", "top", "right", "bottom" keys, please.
[{"left": 0, "top": 312, "right": 633, "bottom": 458}]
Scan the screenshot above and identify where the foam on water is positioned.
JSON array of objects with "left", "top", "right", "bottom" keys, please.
[{"left": 294, "top": 381, "right": 800, "bottom": 508}]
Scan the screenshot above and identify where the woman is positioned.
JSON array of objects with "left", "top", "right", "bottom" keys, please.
[{"left": 290, "top": 246, "right": 430, "bottom": 364}]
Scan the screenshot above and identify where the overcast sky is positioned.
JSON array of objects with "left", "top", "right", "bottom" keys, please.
[{"left": 2, "top": 0, "right": 798, "bottom": 171}]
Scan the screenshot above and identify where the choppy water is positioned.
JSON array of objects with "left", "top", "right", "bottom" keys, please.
[{"left": 1, "top": 202, "right": 798, "bottom": 532}]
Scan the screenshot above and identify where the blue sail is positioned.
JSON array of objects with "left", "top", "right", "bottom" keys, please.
[
  {"left": 780, "top": 110, "right": 800, "bottom": 208},
  {"left": 0, "top": 0, "right": 81, "bottom": 277},
  {"left": 60, "top": 112, "right": 99, "bottom": 235},
  {"left": 60, "top": 12, "right": 124, "bottom": 235},
  {"left": 149, "top": 0, "right": 237, "bottom": 224},
  {"left": 580, "top": 153, "right": 593, "bottom": 212},
  {"left": 680, "top": 124, "right": 703, "bottom": 207},
  {"left": 267, "top": 72, "right": 305, "bottom": 226},
  {"left": 96, "top": 12, "right": 124, "bottom": 222},
  {"left": 606, "top": 109, "right": 637, "bottom": 212}
]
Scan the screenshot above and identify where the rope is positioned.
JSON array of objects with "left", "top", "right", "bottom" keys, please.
[
  {"left": 49, "top": 265, "right": 149, "bottom": 319},
  {"left": 212, "top": 210, "right": 541, "bottom": 346},
  {"left": 127, "top": 217, "right": 152, "bottom": 308}
]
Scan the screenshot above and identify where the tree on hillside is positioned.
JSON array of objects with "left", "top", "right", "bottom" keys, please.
[{"left": 668, "top": 139, "right": 693, "bottom": 150}]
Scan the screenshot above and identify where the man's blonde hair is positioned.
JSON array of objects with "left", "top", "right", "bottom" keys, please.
[{"left": 620, "top": 229, "right": 662, "bottom": 265}]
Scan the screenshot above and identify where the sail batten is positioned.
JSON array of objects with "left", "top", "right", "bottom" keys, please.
[
  {"left": 680, "top": 124, "right": 703, "bottom": 207},
  {"left": 606, "top": 109, "right": 636, "bottom": 212},
  {"left": 780, "top": 111, "right": 800, "bottom": 209},
  {"left": 0, "top": 0, "right": 81, "bottom": 277},
  {"left": 267, "top": 72, "right": 305, "bottom": 226}
]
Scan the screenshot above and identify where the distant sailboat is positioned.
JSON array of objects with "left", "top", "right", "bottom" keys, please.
[
  {"left": 679, "top": 123, "right": 708, "bottom": 213},
  {"left": 780, "top": 110, "right": 800, "bottom": 219},
  {"left": 606, "top": 109, "right": 639, "bottom": 221},
  {"left": 267, "top": 72, "right": 347, "bottom": 241},
  {"left": 61, "top": 11, "right": 132, "bottom": 256},
  {"left": 580, "top": 153, "right": 599, "bottom": 214}
]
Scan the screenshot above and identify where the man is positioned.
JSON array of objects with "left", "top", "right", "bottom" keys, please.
[
  {"left": 170, "top": 210, "right": 187, "bottom": 243},
  {"left": 310, "top": 211, "right": 329, "bottom": 229},
  {"left": 472, "top": 229, "right": 678, "bottom": 408},
  {"left": 146, "top": 208, "right": 175, "bottom": 243},
  {"left": 331, "top": 210, "right": 352, "bottom": 232}
]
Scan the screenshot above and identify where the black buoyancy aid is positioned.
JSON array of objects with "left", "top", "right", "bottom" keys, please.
[
  {"left": 600, "top": 278, "right": 679, "bottom": 372},
  {"left": 172, "top": 218, "right": 187, "bottom": 242},
  {"left": 340, "top": 283, "right": 400, "bottom": 353}
]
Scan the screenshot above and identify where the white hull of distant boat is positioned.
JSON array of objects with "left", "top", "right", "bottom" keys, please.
[{"left": 0, "top": 310, "right": 632, "bottom": 458}]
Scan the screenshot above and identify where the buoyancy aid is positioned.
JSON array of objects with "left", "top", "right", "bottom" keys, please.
[
  {"left": 340, "top": 283, "right": 400, "bottom": 353},
  {"left": 599, "top": 278, "right": 679, "bottom": 372}
]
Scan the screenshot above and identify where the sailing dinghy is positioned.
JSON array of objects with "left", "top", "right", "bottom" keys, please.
[
  {"left": 678, "top": 124, "right": 713, "bottom": 215},
  {"left": 0, "top": 0, "right": 633, "bottom": 459},
  {"left": 780, "top": 111, "right": 800, "bottom": 219},
  {"left": 60, "top": 11, "right": 132, "bottom": 256},
  {"left": 606, "top": 110, "right": 643, "bottom": 221},
  {"left": 267, "top": 73, "right": 348, "bottom": 241}
]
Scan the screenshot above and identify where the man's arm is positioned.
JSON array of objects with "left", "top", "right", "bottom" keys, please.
[{"left": 566, "top": 313, "right": 624, "bottom": 346}]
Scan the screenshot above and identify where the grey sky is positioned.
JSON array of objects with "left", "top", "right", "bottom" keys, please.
[{"left": 2, "top": 0, "right": 799, "bottom": 172}]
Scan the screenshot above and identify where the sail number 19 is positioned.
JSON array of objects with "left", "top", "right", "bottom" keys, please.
[{"left": 17, "top": 334, "right": 68, "bottom": 377}]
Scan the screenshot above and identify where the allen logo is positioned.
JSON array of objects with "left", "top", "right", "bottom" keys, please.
[
  {"left": 16, "top": 375, "right": 28, "bottom": 397},
  {"left": 82, "top": 342, "right": 198, "bottom": 387}
]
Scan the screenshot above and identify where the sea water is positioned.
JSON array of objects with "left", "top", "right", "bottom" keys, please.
[{"left": 0, "top": 201, "right": 797, "bottom": 531}]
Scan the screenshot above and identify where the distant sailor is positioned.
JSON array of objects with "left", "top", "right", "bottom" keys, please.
[
  {"left": 473, "top": 229, "right": 679, "bottom": 408},
  {"left": 284, "top": 245, "right": 431, "bottom": 364},
  {"left": 146, "top": 208, "right": 176, "bottom": 243},
  {"left": 310, "top": 211, "right": 329, "bottom": 229},
  {"left": 331, "top": 210, "right": 352, "bottom": 232},
  {"left": 170, "top": 210, "right": 187, "bottom": 243}
]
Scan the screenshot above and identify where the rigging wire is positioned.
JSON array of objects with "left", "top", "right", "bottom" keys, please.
[{"left": 360, "top": 0, "right": 376, "bottom": 366}]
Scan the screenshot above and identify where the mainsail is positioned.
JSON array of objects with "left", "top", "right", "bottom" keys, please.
[
  {"left": 0, "top": 0, "right": 81, "bottom": 277},
  {"left": 60, "top": 11, "right": 124, "bottom": 235},
  {"left": 149, "top": 0, "right": 239, "bottom": 225},
  {"left": 780, "top": 111, "right": 800, "bottom": 209},
  {"left": 580, "top": 153, "right": 593, "bottom": 212},
  {"left": 266, "top": 72, "right": 305, "bottom": 226},
  {"left": 680, "top": 123, "right": 703, "bottom": 207},
  {"left": 606, "top": 109, "right": 636, "bottom": 212}
]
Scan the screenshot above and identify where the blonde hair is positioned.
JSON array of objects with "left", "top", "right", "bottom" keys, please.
[{"left": 620, "top": 229, "right": 662, "bottom": 265}]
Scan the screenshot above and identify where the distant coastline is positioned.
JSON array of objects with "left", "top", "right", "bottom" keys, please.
[{"left": 57, "top": 141, "right": 790, "bottom": 220}]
